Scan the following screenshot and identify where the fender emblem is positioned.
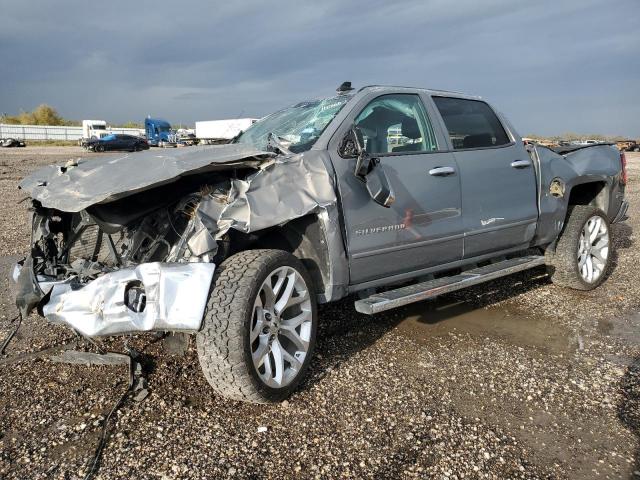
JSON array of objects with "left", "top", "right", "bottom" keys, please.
[{"left": 355, "top": 224, "right": 406, "bottom": 236}]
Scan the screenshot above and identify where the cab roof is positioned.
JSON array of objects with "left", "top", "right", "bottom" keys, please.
[{"left": 358, "top": 85, "right": 482, "bottom": 101}]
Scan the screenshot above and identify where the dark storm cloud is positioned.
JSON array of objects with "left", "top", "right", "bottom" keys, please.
[{"left": 0, "top": 0, "right": 638, "bottom": 136}]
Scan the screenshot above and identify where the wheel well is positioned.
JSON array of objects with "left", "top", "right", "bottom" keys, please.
[
  {"left": 567, "top": 181, "right": 608, "bottom": 211},
  {"left": 226, "top": 215, "right": 330, "bottom": 299}
]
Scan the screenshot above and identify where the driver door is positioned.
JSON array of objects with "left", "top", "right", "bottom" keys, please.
[{"left": 329, "top": 93, "right": 464, "bottom": 285}]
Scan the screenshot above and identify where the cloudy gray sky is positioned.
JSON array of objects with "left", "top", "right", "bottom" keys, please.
[{"left": 1, "top": 0, "right": 638, "bottom": 136}]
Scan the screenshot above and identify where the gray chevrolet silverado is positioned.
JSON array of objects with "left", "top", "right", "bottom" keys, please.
[{"left": 14, "top": 84, "right": 628, "bottom": 403}]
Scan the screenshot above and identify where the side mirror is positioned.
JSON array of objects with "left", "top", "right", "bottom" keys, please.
[
  {"left": 365, "top": 162, "right": 395, "bottom": 207},
  {"left": 340, "top": 126, "right": 372, "bottom": 177},
  {"left": 338, "top": 125, "right": 364, "bottom": 159},
  {"left": 338, "top": 125, "right": 395, "bottom": 207}
]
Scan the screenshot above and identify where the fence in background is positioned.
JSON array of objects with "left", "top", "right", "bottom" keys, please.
[{"left": 0, "top": 124, "right": 144, "bottom": 141}]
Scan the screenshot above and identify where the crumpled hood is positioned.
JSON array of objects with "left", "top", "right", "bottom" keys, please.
[{"left": 19, "top": 143, "right": 274, "bottom": 212}]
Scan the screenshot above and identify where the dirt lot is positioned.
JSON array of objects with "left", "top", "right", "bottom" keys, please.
[{"left": 0, "top": 147, "right": 638, "bottom": 479}]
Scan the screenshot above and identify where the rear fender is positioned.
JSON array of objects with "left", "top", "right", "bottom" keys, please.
[{"left": 531, "top": 144, "right": 624, "bottom": 249}]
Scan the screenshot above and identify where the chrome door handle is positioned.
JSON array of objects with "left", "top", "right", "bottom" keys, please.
[
  {"left": 429, "top": 166, "right": 456, "bottom": 176},
  {"left": 511, "top": 160, "right": 531, "bottom": 168}
]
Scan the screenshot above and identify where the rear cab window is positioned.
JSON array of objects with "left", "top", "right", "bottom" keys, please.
[{"left": 432, "top": 96, "right": 511, "bottom": 150}]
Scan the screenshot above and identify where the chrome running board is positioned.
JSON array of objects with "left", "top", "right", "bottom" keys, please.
[{"left": 354, "top": 255, "right": 546, "bottom": 315}]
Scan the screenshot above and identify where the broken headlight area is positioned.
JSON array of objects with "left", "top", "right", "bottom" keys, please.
[
  {"left": 20, "top": 183, "right": 232, "bottom": 336},
  {"left": 29, "top": 184, "right": 228, "bottom": 284}
]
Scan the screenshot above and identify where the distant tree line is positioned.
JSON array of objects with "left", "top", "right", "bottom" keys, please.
[
  {"left": 1, "top": 104, "right": 79, "bottom": 126},
  {"left": 0, "top": 105, "right": 143, "bottom": 129}
]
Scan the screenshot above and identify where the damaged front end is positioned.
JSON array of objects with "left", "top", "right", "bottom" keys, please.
[
  {"left": 14, "top": 144, "right": 344, "bottom": 337},
  {"left": 16, "top": 185, "right": 225, "bottom": 336}
]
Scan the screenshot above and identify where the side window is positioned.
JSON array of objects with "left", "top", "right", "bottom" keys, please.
[
  {"left": 354, "top": 94, "right": 438, "bottom": 155},
  {"left": 432, "top": 97, "right": 510, "bottom": 150}
]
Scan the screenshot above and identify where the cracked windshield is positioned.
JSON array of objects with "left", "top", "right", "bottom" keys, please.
[{"left": 236, "top": 95, "right": 352, "bottom": 153}]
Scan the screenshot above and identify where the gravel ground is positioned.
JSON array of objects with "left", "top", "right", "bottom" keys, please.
[{"left": 0, "top": 147, "right": 638, "bottom": 480}]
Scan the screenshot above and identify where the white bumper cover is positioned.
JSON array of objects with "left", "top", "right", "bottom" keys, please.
[{"left": 42, "top": 262, "right": 216, "bottom": 337}]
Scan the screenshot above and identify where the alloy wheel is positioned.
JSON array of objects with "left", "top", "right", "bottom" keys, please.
[
  {"left": 577, "top": 215, "right": 609, "bottom": 283},
  {"left": 250, "top": 266, "right": 313, "bottom": 388}
]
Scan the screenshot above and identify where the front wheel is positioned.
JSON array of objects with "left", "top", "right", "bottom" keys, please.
[
  {"left": 197, "top": 250, "right": 317, "bottom": 403},
  {"left": 546, "top": 205, "right": 611, "bottom": 290}
]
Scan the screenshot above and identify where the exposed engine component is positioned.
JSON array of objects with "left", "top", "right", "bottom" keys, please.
[{"left": 30, "top": 190, "right": 220, "bottom": 285}]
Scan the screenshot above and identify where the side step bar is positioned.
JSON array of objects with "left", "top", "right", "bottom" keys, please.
[{"left": 354, "top": 255, "right": 546, "bottom": 315}]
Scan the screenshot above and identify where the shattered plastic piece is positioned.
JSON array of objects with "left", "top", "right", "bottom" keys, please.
[
  {"left": 132, "top": 376, "right": 149, "bottom": 402},
  {"left": 133, "top": 388, "right": 149, "bottom": 403}
]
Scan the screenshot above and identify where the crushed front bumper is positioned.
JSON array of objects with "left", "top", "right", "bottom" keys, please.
[{"left": 13, "top": 260, "right": 215, "bottom": 337}]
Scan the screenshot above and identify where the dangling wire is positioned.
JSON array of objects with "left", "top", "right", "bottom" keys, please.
[
  {"left": 83, "top": 353, "right": 136, "bottom": 480},
  {"left": 0, "top": 312, "right": 22, "bottom": 356}
]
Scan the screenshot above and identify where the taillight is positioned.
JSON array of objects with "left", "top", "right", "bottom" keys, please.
[{"left": 620, "top": 151, "right": 627, "bottom": 185}]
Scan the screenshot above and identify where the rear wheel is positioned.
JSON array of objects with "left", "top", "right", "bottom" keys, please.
[
  {"left": 546, "top": 205, "right": 611, "bottom": 290},
  {"left": 197, "top": 249, "right": 317, "bottom": 403},
  {"left": 95, "top": 144, "right": 105, "bottom": 152}
]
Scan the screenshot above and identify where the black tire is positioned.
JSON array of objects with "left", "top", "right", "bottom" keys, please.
[
  {"left": 545, "top": 205, "right": 611, "bottom": 290},
  {"left": 95, "top": 144, "right": 105, "bottom": 152},
  {"left": 197, "top": 249, "right": 317, "bottom": 403}
]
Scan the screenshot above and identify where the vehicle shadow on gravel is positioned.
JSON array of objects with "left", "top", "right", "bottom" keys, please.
[
  {"left": 618, "top": 356, "right": 640, "bottom": 476},
  {"left": 610, "top": 222, "right": 634, "bottom": 277},
  {"left": 304, "top": 220, "right": 635, "bottom": 383},
  {"left": 299, "top": 268, "right": 552, "bottom": 394}
]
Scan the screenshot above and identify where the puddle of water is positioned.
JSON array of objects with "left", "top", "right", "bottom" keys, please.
[
  {"left": 597, "top": 313, "right": 640, "bottom": 346},
  {"left": 395, "top": 298, "right": 577, "bottom": 354}
]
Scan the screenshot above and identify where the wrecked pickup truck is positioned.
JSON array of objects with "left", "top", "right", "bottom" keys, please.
[{"left": 14, "top": 84, "right": 628, "bottom": 403}]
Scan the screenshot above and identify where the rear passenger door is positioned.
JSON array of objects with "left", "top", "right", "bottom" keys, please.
[{"left": 431, "top": 96, "right": 538, "bottom": 258}]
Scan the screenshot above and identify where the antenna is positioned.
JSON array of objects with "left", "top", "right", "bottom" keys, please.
[{"left": 337, "top": 81, "right": 354, "bottom": 94}]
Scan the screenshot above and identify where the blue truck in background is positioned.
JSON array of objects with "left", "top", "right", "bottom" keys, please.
[{"left": 144, "top": 117, "right": 177, "bottom": 147}]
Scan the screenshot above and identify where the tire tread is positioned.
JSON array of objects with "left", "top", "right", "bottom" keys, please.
[
  {"left": 196, "top": 249, "right": 314, "bottom": 403},
  {"left": 545, "top": 205, "right": 611, "bottom": 291}
]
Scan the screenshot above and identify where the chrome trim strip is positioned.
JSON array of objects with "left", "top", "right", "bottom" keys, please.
[
  {"left": 464, "top": 219, "right": 536, "bottom": 236},
  {"left": 351, "top": 233, "right": 465, "bottom": 259}
]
